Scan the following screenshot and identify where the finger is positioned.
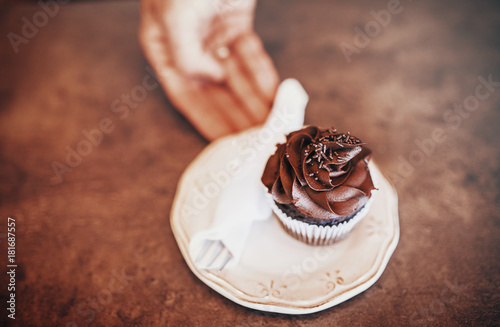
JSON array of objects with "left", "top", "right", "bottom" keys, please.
[
  {"left": 205, "top": 10, "right": 254, "bottom": 52},
  {"left": 166, "top": 75, "right": 257, "bottom": 140},
  {"left": 164, "top": 13, "right": 225, "bottom": 81},
  {"left": 223, "top": 53, "right": 270, "bottom": 125},
  {"left": 170, "top": 83, "right": 236, "bottom": 140},
  {"left": 233, "top": 32, "right": 280, "bottom": 102},
  {"left": 205, "top": 85, "right": 256, "bottom": 132},
  {"left": 139, "top": 14, "right": 233, "bottom": 140},
  {"left": 139, "top": 10, "right": 178, "bottom": 87},
  {"left": 211, "top": 0, "right": 256, "bottom": 17}
]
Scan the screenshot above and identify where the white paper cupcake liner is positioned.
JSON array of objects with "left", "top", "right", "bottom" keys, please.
[{"left": 269, "top": 196, "right": 374, "bottom": 246}]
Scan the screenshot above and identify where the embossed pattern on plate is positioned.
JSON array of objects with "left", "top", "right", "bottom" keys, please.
[{"left": 171, "top": 128, "right": 399, "bottom": 314}]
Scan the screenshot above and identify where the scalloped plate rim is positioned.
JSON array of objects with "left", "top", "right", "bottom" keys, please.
[{"left": 170, "top": 128, "right": 400, "bottom": 314}]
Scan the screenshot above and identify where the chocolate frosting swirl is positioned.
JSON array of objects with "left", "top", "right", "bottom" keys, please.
[{"left": 261, "top": 126, "right": 375, "bottom": 219}]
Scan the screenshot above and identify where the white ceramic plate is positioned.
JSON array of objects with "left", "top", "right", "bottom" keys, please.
[{"left": 170, "top": 129, "right": 400, "bottom": 315}]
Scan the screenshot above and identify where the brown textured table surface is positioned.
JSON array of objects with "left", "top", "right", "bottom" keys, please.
[{"left": 1, "top": 0, "right": 499, "bottom": 326}]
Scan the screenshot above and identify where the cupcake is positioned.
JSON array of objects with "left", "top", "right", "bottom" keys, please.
[{"left": 261, "top": 126, "right": 376, "bottom": 245}]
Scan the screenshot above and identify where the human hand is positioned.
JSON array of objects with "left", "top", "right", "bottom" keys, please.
[{"left": 139, "top": 0, "right": 280, "bottom": 140}]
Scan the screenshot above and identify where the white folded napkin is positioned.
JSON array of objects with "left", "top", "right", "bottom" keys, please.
[{"left": 189, "top": 79, "right": 309, "bottom": 269}]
